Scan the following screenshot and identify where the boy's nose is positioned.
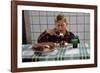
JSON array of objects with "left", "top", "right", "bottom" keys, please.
[{"left": 59, "top": 26, "right": 62, "bottom": 29}]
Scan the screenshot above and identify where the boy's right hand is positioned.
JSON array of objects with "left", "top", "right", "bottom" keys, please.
[{"left": 47, "top": 29, "right": 56, "bottom": 35}]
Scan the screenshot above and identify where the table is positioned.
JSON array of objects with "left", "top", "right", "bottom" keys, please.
[{"left": 22, "top": 43, "right": 90, "bottom": 62}]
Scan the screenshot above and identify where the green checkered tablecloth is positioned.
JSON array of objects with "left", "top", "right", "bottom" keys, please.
[{"left": 22, "top": 43, "right": 90, "bottom": 62}]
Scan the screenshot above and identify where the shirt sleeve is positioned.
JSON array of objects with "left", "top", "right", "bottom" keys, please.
[
  {"left": 37, "top": 31, "right": 49, "bottom": 43},
  {"left": 70, "top": 32, "right": 75, "bottom": 39},
  {"left": 67, "top": 32, "right": 75, "bottom": 43}
]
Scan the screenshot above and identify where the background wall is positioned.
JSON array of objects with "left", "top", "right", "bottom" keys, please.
[
  {"left": 24, "top": 10, "right": 90, "bottom": 46},
  {"left": 0, "top": 0, "right": 99, "bottom": 73}
]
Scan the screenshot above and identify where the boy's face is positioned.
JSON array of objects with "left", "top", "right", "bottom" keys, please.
[{"left": 56, "top": 20, "right": 68, "bottom": 33}]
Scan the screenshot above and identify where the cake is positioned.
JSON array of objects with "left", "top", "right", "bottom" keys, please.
[{"left": 32, "top": 42, "right": 56, "bottom": 52}]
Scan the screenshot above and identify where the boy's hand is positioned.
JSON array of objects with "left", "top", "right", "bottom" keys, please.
[{"left": 47, "top": 29, "right": 56, "bottom": 35}]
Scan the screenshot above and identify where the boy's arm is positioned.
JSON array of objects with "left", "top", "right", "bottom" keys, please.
[{"left": 37, "top": 31, "right": 49, "bottom": 43}]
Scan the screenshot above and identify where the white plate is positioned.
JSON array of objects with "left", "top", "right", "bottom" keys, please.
[{"left": 23, "top": 50, "right": 34, "bottom": 56}]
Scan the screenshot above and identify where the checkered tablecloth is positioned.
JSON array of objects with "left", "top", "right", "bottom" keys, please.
[{"left": 22, "top": 43, "right": 90, "bottom": 62}]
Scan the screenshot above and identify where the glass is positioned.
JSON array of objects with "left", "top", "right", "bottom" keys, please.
[{"left": 71, "top": 35, "right": 80, "bottom": 48}]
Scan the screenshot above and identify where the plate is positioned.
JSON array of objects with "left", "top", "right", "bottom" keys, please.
[{"left": 23, "top": 50, "right": 34, "bottom": 56}]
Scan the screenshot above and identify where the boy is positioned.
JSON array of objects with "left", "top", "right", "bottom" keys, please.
[{"left": 37, "top": 14, "right": 75, "bottom": 46}]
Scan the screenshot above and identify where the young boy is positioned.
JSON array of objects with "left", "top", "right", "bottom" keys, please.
[{"left": 37, "top": 14, "right": 75, "bottom": 46}]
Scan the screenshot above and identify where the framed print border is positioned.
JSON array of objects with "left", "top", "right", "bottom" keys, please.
[{"left": 11, "top": 0, "right": 97, "bottom": 72}]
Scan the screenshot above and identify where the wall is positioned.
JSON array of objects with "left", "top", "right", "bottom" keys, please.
[
  {"left": 24, "top": 10, "right": 90, "bottom": 45},
  {"left": 0, "top": 0, "right": 99, "bottom": 73}
]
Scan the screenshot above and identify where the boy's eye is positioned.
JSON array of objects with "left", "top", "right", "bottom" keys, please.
[
  {"left": 58, "top": 25, "right": 61, "bottom": 26},
  {"left": 58, "top": 24, "right": 64, "bottom": 27}
]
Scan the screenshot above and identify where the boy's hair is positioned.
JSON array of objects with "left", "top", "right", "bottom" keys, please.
[{"left": 55, "top": 14, "right": 66, "bottom": 22}]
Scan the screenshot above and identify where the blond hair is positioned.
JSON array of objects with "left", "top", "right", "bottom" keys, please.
[{"left": 55, "top": 14, "right": 66, "bottom": 22}]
